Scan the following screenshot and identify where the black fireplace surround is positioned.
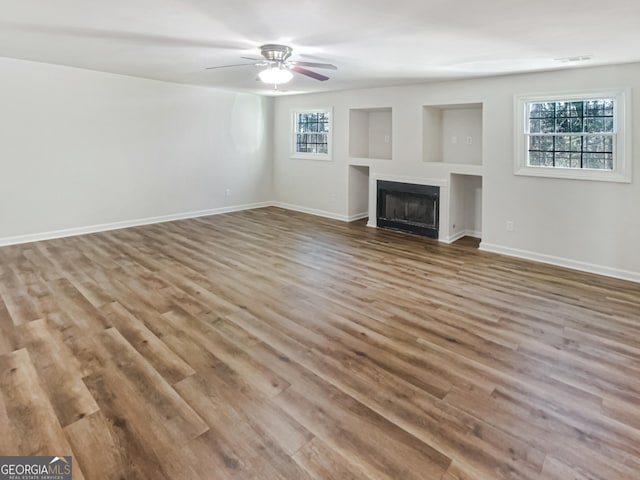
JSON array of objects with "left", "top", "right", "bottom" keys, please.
[{"left": 376, "top": 180, "right": 440, "bottom": 239}]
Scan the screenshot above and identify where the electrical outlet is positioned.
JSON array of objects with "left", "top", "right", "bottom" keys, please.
[
  {"left": 384, "top": 135, "right": 390, "bottom": 144},
  {"left": 506, "top": 220, "right": 514, "bottom": 232},
  {"left": 225, "top": 189, "right": 231, "bottom": 197},
  {"left": 466, "top": 136, "right": 473, "bottom": 144}
]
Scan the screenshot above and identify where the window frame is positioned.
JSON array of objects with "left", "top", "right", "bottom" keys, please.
[
  {"left": 514, "top": 89, "right": 632, "bottom": 183},
  {"left": 290, "top": 108, "right": 333, "bottom": 161}
]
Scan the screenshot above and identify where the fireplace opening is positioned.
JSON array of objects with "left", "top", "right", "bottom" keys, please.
[{"left": 377, "top": 181, "right": 439, "bottom": 238}]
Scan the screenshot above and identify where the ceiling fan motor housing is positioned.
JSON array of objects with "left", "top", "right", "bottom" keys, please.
[{"left": 260, "top": 44, "right": 292, "bottom": 64}]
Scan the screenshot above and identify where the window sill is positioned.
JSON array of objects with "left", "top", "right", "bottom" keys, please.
[
  {"left": 514, "top": 165, "right": 631, "bottom": 183},
  {"left": 290, "top": 153, "right": 333, "bottom": 162}
]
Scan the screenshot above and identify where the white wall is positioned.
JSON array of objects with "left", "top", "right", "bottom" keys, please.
[
  {"left": 368, "top": 110, "right": 392, "bottom": 160},
  {"left": 348, "top": 110, "right": 369, "bottom": 158},
  {"left": 273, "top": 63, "right": 640, "bottom": 281},
  {"left": 0, "top": 57, "right": 273, "bottom": 243},
  {"left": 441, "top": 108, "right": 482, "bottom": 165}
]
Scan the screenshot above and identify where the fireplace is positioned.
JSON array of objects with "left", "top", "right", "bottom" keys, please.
[{"left": 377, "top": 180, "right": 440, "bottom": 238}]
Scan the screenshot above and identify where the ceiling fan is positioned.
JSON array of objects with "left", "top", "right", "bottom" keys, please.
[{"left": 206, "top": 44, "right": 337, "bottom": 84}]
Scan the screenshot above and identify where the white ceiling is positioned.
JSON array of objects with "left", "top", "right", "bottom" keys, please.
[{"left": 1, "top": 0, "right": 639, "bottom": 96}]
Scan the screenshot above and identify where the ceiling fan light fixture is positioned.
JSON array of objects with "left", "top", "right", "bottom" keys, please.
[{"left": 258, "top": 66, "right": 293, "bottom": 84}]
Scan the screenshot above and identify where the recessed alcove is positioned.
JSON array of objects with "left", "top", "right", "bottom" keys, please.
[
  {"left": 349, "top": 107, "right": 392, "bottom": 160},
  {"left": 423, "top": 103, "right": 483, "bottom": 165},
  {"left": 348, "top": 165, "right": 370, "bottom": 220},
  {"left": 448, "top": 173, "right": 482, "bottom": 242}
]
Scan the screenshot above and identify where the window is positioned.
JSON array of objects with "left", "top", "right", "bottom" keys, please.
[
  {"left": 291, "top": 108, "right": 332, "bottom": 160},
  {"left": 514, "top": 90, "right": 631, "bottom": 182},
  {"left": 528, "top": 99, "right": 614, "bottom": 169}
]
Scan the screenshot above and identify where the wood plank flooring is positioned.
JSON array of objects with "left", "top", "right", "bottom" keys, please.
[{"left": 1, "top": 206, "right": 639, "bottom": 479}]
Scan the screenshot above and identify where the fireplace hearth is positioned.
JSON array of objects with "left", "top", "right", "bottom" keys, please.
[{"left": 377, "top": 180, "right": 440, "bottom": 238}]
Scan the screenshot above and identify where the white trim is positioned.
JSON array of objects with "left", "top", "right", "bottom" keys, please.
[
  {"left": 370, "top": 173, "right": 448, "bottom": 188},
  {"left": 513, "top": 88, "right": 632, "bottom": 183},
  {"left": 8, "top": 203, "right": 635, "bottom": 284},
  {"left": 272, "top": 199, "right": 640, "bottom": 286},
  {"left": 439, "top": 229, "right": 482, "bottom": 244},
  {"left": 0, "top": 202, "right": 367, "bottom": 248},
  {"left": 441, "top": 231, "right": 465, "bottom": 244},
  {"left": 271, "top": 201, "right": 350, "bottom": 222},
  {"left": 480, "top": 242, "right": 640, "bottom": 284},
  {"left": 0, "top": 202, "right": 271, "bottom": 247},
  {"left": 347, "top": 212, "right": 369, "bottom": 222}
]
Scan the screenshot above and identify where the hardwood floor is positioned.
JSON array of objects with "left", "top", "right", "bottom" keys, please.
[{"left": 1, "top": 206, "right": 639, "bottom": 479}]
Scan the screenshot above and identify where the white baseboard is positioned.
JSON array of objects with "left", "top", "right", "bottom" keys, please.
[
  {"left": 480, "top": 242, "right": 640, "bottom": 284},
  {"left": 5, "top": 203, "right": 637, "bottom": 284},
  {"left": 442, "top": 231, "right": 465, "bottom": 244},
  {"left": 271, "top": 202, "right": 351, "bottom": 222},
  {"left": 0, "top": 201, "right": 272, "bottom": 247},
  {"left": 347, "top": 212, "right": 369, "bottom": 222},
  {"left": 0, "top": 201, "right": 367, "bottom": 248},
  {"left": 440, "top": 229, "right": 482, "bottom": 244}
]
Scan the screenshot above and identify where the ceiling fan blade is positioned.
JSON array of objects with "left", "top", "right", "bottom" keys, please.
[
  {"left": 206, "top": 63, "right": 256, "bottom": 70},
  {"left": 241, "top": 56, "right": 261, "bottom": 61},
  {"left": 291, "top": 66, "right": 330, "bottom": 81},
  {"left": 290, "top": 61, "right": 337, "bottom": 70}
]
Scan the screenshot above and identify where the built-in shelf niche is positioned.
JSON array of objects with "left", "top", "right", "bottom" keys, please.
[
  {"left": 349, "top": 107, "right": 392, "bottom": 160},
  {"left": 423, "top": 103, "right": 483, "bottom": 165},
  {"left": 348, "top": 165, "right": 370, "bottom": 220},
  {"left": 448, "top": 173, "right": 482, "bottom": 242}
]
